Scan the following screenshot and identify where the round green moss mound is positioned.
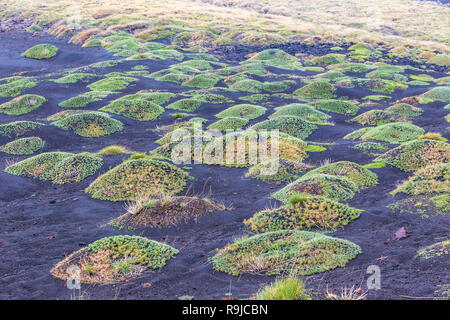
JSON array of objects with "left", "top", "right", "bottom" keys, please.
[
  {"left": 376, "top": 140, "right": 450, "bottom": 172},
  {"left": 53, "top": 72, "right": 96, "bottom": 84},
  {"left": 5, "top": 152, "right": 103, "bottom": 184},
  {"left": 250, "top": 116, "right": 317, "bottom": 140},
  {"left": 273, "top": 173, "right": 359, "bottom": 203},
  {"left": 385, "top": 103, "right": 423, "bottom": 117},
  {"left": 350, "top": 110, "right": 400, "bottom": 126},
  {"left": 0, "top": 94, "right": 46, "bottom": 115},
  {"left": 269, "top": 104, "right": 330, "bottom": 123},
  {"left": 247, "top": 49, "right": 303, "bottom": 70},
  {"left": 316, "top": 99, "right": 359, "bottom": 115},
  {"left": 215, "top": 104, "right": 266, "bottom": 120},
  {"left": 244, "top": 195, "right": 361, "bottom": 233},
  {"left": 166, "top": 98, "right": 203, "bottom": 112},
  {"left": 353, "top": 141, "right": 388, "bottom": 156},
  {"left": 294, "top": 81, "right": 336, "bottom": 99},
  {"left": 246, "top": 159, "right": 308, "bottom": 182},
  {"left": 85, "top": 159, "right": 190, "bottom": 201},
  {"left": 228, "top": 79, "right": 264, "bottom": 93},
  {"left": 428, "top": 54, "right": 450, "bottom": 67},
  {"left": 420, "top": 87, "right": 450, "bottom": 102},
  {"left": 0, "top": 136, "right": 44, "bottom": 155},
  {"left": 207, "top": 117, "right": 248, "bottom": 131},
  {"left": 100, "top": 94, "right": 164, "bottom": 121},
  {"left": 52, "top": 111, "right": 123, "bottom": 137},
  {"left": 301, "top": 161, "right": 378, "bottom": 189},
  {"left": 391, "top": 163, "right": 449, "bottom": 196},
  {"left": 389, "top": 194, "right": 449, "bottom": 218},
  {"left": 311, "top": 53, "right": 346, "bottom": 65},
  {"left": 87, "top": 76, "right": 137, "bottom": 92},
  {"left": 210, "top": 230, "right": 361, "bottom": 276},
  {"left": 50, "top": 235, "right": 178, "bottom": 284},
  {"left": 344, "top": 122, "right": 425, "bottom": 144},
  {"left": 58, "top": 91, "right": 111, "bottom": 109},
  {"left": 0, "top": 121, "right": 43, "bottom": 138},
  {"left": 182, "top": 73, "right": 222, "bottom": 89},
  {"left": 0, "top": 76, "right": 37, "bottom": 97},
  {"left": 21, "top": 44, "right": 58, "bottom": 59}
]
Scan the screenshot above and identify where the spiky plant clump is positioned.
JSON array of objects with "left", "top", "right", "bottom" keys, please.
[
  {"left": 58, "top": 91, "right": 111, "bottom": 108},
  {"left": 50, "top": 235, "right": 178, "bottom": 284},
  {"left": 100, "top": 94, "right": 164, "bottom": 121},
  {"left": 244, "top": 195, "right": 361, "bottom": 233},
  {"left": 0, "top": 121, "right": 43, "bottom": 137},
  {"left": 376, "top": 140, "right": 450, "bottom": 172},
  {"left": 253, "top": 277, "right": 311, "bottom": 300},
  {"left": 391, "top": 163, "right": 449, "bottom": 196},
  {"left": 316, "top": 99, "right": 359, "bottom": 115},
  {"left": 269, "top": 104, "right": 330, "bottom": 123},
  {"left": 210, "top": 230, "right": 361, "bottom": 276},
  {"left": 0, "top": 94, "right": 46, "bottom": 115},
  {"left": 216, "top": 104, "right": 266, "bottom": 120},
  {"left": 52, "top": 111, "right": 123, "bottom": 137},
  {"left": 0, "top": 136, "right": 45, "bottom": 155},
  {"left": 0, "top": 77, "right": 37, "bottom": 97},
  {"left": 343, "top": 122, "right": 425, "bottom": 144},
  {"left": 21, "top": 44, "right": 58, "bottom": 59},
  {"left": 85, "top": 159, "right": 190, "bottom": 201},
  {"left": 166, "top": 98, "right": 203, "bottom": 112},
  {"left": 294, "top": 81, "right": 336, "bottom": 99},
  {"left": 301, "top": 161, "right": 378, "bottom": 189},
  {"left": 272, "top": 173, "right": 359, "bottom": 203},
  {"left": 385, "top": 103, "right": 423, "bottom": 117},
  {"left": 98, "top": 145, "right": 127, "bottom": 155},
  {"left": 250, "top": 116, "right": 317, "bottom": 140},
  {"left": 207, "top": 117, "right": 248, "bottom": 131}
]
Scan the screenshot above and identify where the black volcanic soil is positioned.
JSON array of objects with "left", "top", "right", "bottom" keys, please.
[{"left": 0, "top": 31, "right": 449, "bottom": 300}]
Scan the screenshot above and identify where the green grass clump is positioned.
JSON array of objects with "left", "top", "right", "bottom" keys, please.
[
  {"left": 0, "top": 94, "right": 46, "bottom": 115},
  {"left": 246, "top": 159, "right": 308, "bottom": 182},
  {"left": 388, "top": 194, "right": 449, "bottom": 218},
  {"left": 0, "top": 121, "right": 43, "bottom": 137},
  {"left": 51, "top": 235, "right": 178, "bottom": 284},
  {"left": 166, "top": 98, "right": 203, "bottom": 112},
  {"left": 58, "top": 91, "right": 111, "bottom": 108},
  {"left": 182, "top": 73, "right": 222, "bottom": 89},
  {"left": 273, "top": 173, "right": 359, "bottom": 203},
  {"left": 210, "top": 230, "right": 361, "bottom": 276},
  {"left": 376, "top": 140, "right": 450, "bottom": 172},
  {"left": 0, "top": 137, "right": 44, "bottom": 155},
  {"left": 21, "top": 44, "right": 58, "bottom": 59},
  {"left": 301, "top": 161, "right": 378, "bottom": 189},
  {"left": 247, "top": 49, "right": 303, "bottom": 70},
  {"left": 270, "top": 104, "right": 330, "bottom": 123},
  {"left": 315, "top": 99, "right": 359, "bottom": 115},
  {"left": 239, "top": 94, "right": 270, "bottom": 103},
  {"left": 419, "top": 87, "right": 450, "bottom": 103},
  {"left": 0, "top": 77, "right": 37, "bottom": 97},
  {"left": 100, "top": 94, "right": 164, "bottom": 121},
  {"left": 428, "top": 54, "right": 450, "bottom": 66},
  {"left": 228, "top": 79, "right": 264, "bottom": 93},
  {"left": 250, "top": 116, "right": 317, "bottom": 140},
  {"left": 216, "top": 104, "right": 266, "bottom": 120},
  {"left": 385, "top": 103, "right": 423, "bottom": 117},
  {"left": 5, "top": 152, "right": 103, "bottom": 184},
  {"left": 244, "top": 195, "right": 361, "bottom": 233},
  {"left": 262, "top": 81, "right": 291, "bottom": 93},
  {"left": 391, "top": 163, "right": 449, "bottom": 196},
  {"left": 350, "top": 110, "right": 400, "bottom": 126},
  {"left": 353, "top": 142, "right": 388, "bottom": 156},
  {"left": 85, "top": 159, "right": 190, "bottom": 201},
  {"left": 185, "top": 92, "right": 233, "bottom": 104},
  {"left": 98, "top": 145, "right": 127, "bottom": 155},
  {"left": 52, "top": 111, "right": 123, "bottom": 137},
  {"left": 417, "top": 240, "right": 449, "bottom": 260},
  {"left": 344, "top": 122, "right": 425, "bottom": 144},
  {"left": 53, "top": 73, "right": 96, "bottom": 84},
  {"left": 311, "top": 53, "right": 346, "bottom": 65},
  {"left": 87, "top": 76, "right": 137, "bottom": 92},
  {"left": 207, "top": 117, "right": 248, "bottom": 131},
  {"left": 254, "top": 277, "right": 311, "bottom": 300},
  {"left": 294, "top": 81, "right": 336, "bottom": 99}
]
